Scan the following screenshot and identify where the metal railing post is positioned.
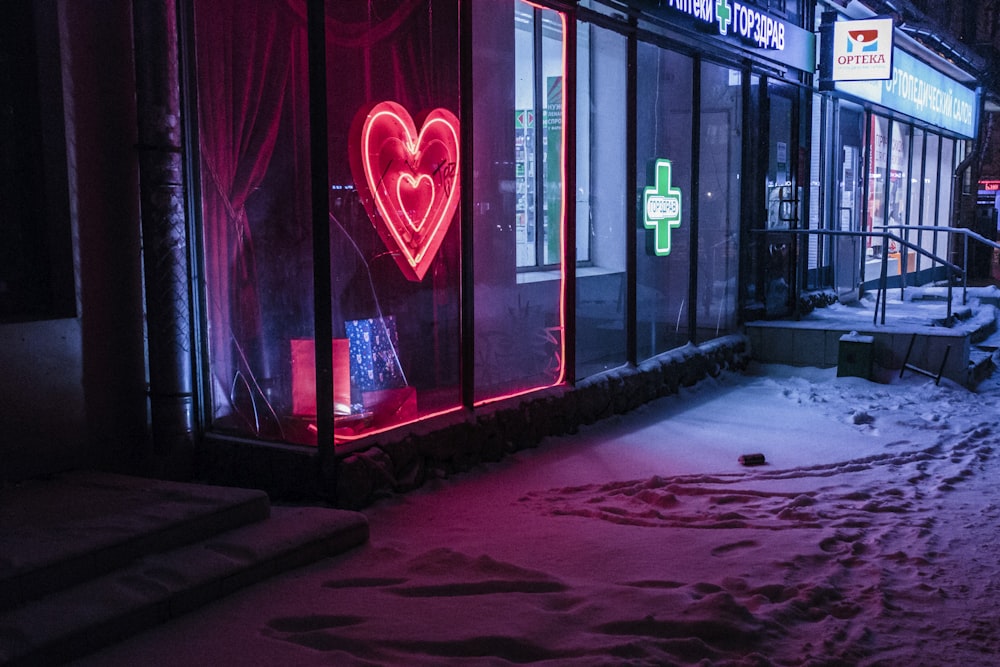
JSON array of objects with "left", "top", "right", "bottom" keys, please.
[
  {"left": 752, "top": 226, "right": 971, "bottom": 328},
  {"left": 963, "top": 234, "right": 969, "bottom": 305},
  {"left": 879, "top": 232, "right": 889, "bottom": 326}
]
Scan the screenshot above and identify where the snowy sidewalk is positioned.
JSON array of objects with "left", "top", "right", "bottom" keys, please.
[{"left": 74, "top": 364, "right": 1000, "bottom": 666}]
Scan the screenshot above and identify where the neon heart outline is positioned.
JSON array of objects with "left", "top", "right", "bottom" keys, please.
[
  {"left": 350, "top": 101, "right": 460, "bottom": 282},
  {"left": 396, "top": 173, "right": 435, "bottom": 233}
]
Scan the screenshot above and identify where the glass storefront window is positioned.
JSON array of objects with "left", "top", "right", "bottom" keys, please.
[
  {"left": 192, "top": 0, "right": 813, "bottom": 447},
  {"left": 762, "top": 82, "right": 798, "bottom": 318},
  {"left": 196, "top": 0, "right": 313, "bottom": 444},
  {"left": 635, "top": 41, "right": 693, "bottom": 359},
  {"left": 196, "top": 0, "right": 463, "bottom": 445},
  {"left": 936, "top": 137, "right": 956, "bottom": 259},
  {"left": 576, "top": 20, "right": 627, "bottom": 379},
  {"left": 867, "top": 115, "right": 890, "bottom": 258},
  {"left": 832, "top": 104, "right": 864, "bottom": 300},
  {"left": 888, "top": 121, "right": 909, "bottom": 229},
  {"left": 807, "top": 91, "right": 824, "bottom": 278},
  {"left": 886, "top": 120, "right": 910, "bottom": 267},
  {"left": 515, "top": 1, "right": 568, "bottom": 270},
  {"left": 472, "top": 1, "right": 566, "bottom": 401},
  {"left": 328, "top": 0, "right": 462, "bottom": 440},
  {"left": 766, "top": 92, "right": 794, "bottom": 230},
  {"left": 921, "top": 131, "right": 941, "bottom": 270},
  {"left": 696, "top": 62, "right": 741, "bottom": 339},
  {"left": 905, "top": 127, "right": 925, "bottom": 281}
]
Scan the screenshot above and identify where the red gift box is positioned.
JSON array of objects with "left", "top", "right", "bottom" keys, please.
[{"left": 290, "top": 338, "right": 352, "bottom": 416}]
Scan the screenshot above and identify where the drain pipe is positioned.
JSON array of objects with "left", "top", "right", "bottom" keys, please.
[
  {"left": 132, "top": 0, "right": 195, "bottom": 475},
  {"left": 951, "top": 89, "right": 987, "bottom": 284}
]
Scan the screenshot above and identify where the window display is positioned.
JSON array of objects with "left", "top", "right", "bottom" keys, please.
[
  {"left": 196, "top": 0, "right": 463, "bottom": 445},
  {"left": 195, "top": 0, "right": 570, "bottom": 443}
]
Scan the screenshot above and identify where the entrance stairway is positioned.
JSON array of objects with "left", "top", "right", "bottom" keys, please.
[
  {"left": 0, "top": 471, "right": 368, "bottom": 665},
  {"left": 746, "top": 285, "right": 1000, "bottom": 387}
]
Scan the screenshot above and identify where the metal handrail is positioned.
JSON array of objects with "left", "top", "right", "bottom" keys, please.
[
  {"left": 754, "top": 227, "right": 963, "bottom": 326},
  {"left": 879, "top": 224, "right": 1000, "bottom": 306}
]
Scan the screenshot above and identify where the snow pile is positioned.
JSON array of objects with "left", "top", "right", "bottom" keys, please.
[{"left": 78, "top": 364, "right": 1000, "bottom": 666}]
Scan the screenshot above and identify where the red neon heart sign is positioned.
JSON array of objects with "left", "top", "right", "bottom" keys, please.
[{"left": 350, "top": 101, "right": 460, "bottom": 282}]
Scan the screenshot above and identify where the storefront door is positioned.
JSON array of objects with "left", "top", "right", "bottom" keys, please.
[
  {"left": 759, "top": 80, "right": 799, "bottom": 318},
  {"left": 835, "top": 106, "right": 864, "bottom": 301}
]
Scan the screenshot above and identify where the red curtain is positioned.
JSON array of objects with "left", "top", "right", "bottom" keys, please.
[
  {"left": 196, "top": 0, "right": 460, "bottom": 435},
  {"left": 196, "top": 0, "right": 306, "bottom": 427}
]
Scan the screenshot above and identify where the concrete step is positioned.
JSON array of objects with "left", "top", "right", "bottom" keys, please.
[
  {"left": 967, "top": 348, "right": 997, "bottom": 387},
  {"left": 0, "top": 471, "right": 271, "bottom": 612},
  {"left": 0, "top": 472, "right": 369, "bottom": 666},
  {"left": 908, "top": 284, "right": 1000, "bottom": 307},
  {"left": 748, "top": 287, "right": 1000, "bottom": 387}
]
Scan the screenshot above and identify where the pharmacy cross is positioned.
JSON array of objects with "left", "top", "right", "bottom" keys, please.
[
  {"left": 716, "top": 0, "right": 732, "bottom": 35},
  {"left": 643, "top": 158, "right": 683, "bottom": 257}
]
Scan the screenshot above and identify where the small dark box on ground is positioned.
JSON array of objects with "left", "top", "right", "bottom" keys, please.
[
  {"left": 739, "top": 453, "right": 766, "bottom": 466},
  {"left": 838, "top": 332, "right": 874, "bottom": 379}
]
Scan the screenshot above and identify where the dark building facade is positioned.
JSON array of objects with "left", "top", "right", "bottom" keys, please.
[{"left": 1, "top": 0, "right": 991, "bottom": 506}]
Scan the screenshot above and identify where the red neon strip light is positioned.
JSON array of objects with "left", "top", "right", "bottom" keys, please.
[
  {"left": 476, "top": 4, "right": 569, "bottom": 407},
  {"left": 556, "top": 8, "right": 568, "bottom": 387},
  {"left": 329, "top": 405, "right": 464, "bottom": 444}
]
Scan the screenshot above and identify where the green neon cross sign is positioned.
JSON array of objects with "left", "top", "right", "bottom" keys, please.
[
  {"left": 716, "top": 0, "right": 732, "bottom": 35},
  {"left": 643, "top": 158, "right": 683, "bottom": 257}
]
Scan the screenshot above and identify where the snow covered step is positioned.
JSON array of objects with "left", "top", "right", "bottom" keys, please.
[
  {"left": 0, "top": 471, "right": 272, "bottom": 612},
  {"left": 968, "top": 349, "right": 998, "bottom": 387},
  {"left": 0, "top": 505, "right": 369, "bottom": 666}
]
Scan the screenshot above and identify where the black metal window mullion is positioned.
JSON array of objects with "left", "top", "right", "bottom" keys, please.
[
  {"left": 306, "top": 0, "right": 334, "bottom": 467},
  {"left": 626, "top": 29, "right": 638, "bottom": 365},
  {"left": 533, "top": 10, "right": 546, "bottom": 268},
  {"left": 460, "top": 0, "right": 475, "bottom": 407},
  {"left": 915, "top": 129, "right": 927, "bottom": 276},
  {"left": 688, "top": 58, "right": 701, "bottom": 342}
]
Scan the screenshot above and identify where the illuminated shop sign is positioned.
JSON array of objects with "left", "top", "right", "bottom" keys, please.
[
  {"left": 837, "top": 48, "right": 978, "bottom": 138},
  {"left": 979, "top": 180, "right": 1000, "bottom": 192},
  {"left": 643, "top": 158, "right": 683, "bottom": 256},
  {"left": 652, "top": 0, "right": 815, "bottom": 72},
  {"left": 831, "top": 17, "right": 894, "bottom": 81},
  {"left": 350, "top": 100, "right": 460, "bottom": 282}
]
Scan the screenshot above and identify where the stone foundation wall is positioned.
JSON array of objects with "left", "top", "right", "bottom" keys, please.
[{"left": 201, "top": 335, "right": 750, "bottom": 509}]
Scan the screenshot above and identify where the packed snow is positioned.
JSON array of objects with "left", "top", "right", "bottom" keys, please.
[{"left": 75, "top": 362, "right": 1000, "bottom": 666}]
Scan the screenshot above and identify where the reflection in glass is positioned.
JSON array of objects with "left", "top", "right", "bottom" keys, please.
[
  {"left": 935, "top": 137, "right": 956, "bottom": 269},
  {"left": 696, "top": 62, "right": 741, "bottom": 340},
  {"left": 886, "top": 120, "right": 910, "bottom": 272},
  {"left": 472, "top": 1, "right": 566, "bottom": 401},
  {"left": 575, "top": 21, "right": 627, "bottom": 379},
  {"left": 920, "top": 132, "right": 940, "bottom": 274},
  {"left": 635, "top": 41, "right": 693, "bottom": 359},
  {"left": 515, "top": 2, "right": 566, "bottom": 269}
]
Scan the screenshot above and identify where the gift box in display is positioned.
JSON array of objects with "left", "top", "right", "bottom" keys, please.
[
  {"left": 289, "top": 338, "right": 352, "bottom": 416},
  {"left": 345, "top": 316, "right": 407, "bottom": 394}
]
